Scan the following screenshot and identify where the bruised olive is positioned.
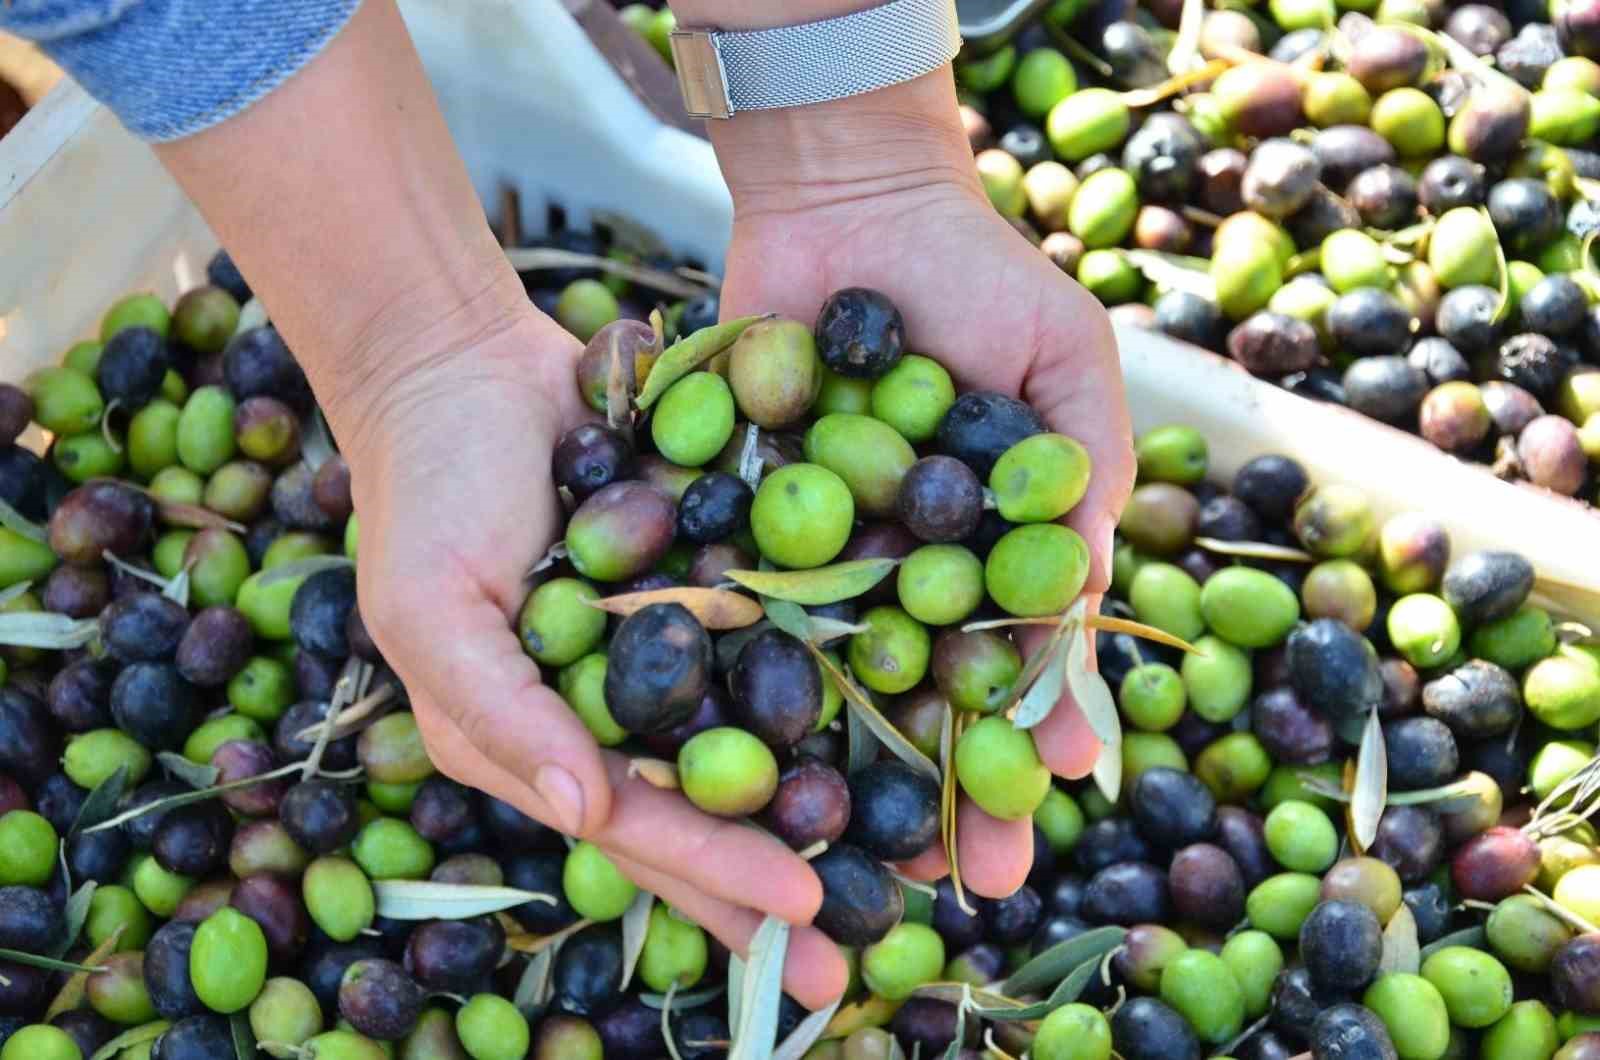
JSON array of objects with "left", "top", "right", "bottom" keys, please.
[
  {"left": 48, "top": 481, "right": 153, "bottom": 565},
  {"left": 604, "top": 603, "right": 712, "bottom": 735},
  {"left": 1423, "top": 659, "right": 1521, "bottom": 739},
  {"left": 1227, "top": 313, "right": 1320, "bottom": 376},
  {"left": 1499, "top": 334, "right": 1577, "bottom": 399},
  {"left": 1418, "top": 155, "right": 1488, "bottom": 214},
  {"left": 1241, "top": 139, "right": 1321, "bottom": 218},
  {"left": 815, "top": 288, "right": 904, "bottom": 379},
  {"left": 575, "top": 320, "right": 655, "bottom": 413}
]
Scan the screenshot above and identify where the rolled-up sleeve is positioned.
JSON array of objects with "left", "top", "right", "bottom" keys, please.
[{"left": 0, "top": 0, "right": 363, "bottom": 141}]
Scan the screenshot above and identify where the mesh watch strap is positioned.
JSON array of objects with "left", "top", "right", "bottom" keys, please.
[{"left": 670, "top": 0, "right": 963, "bottom": 119}]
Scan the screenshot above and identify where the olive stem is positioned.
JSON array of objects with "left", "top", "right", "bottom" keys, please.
[
  {"left": 1212, "top": 1014, "right": 1271, "bottom": 1059},
  {"left": 1521, "top": 884, "right": 1600, "bottom": 936},
  {"left": 796, "top": 840, "right": 829, "bottom": 861}
]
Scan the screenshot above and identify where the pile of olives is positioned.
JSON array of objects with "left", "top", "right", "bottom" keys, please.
[{"left": 904, "top": 0, "right": 1600, "bottom": 500}]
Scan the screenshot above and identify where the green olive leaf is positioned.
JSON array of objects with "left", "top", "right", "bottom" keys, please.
[
  {"left": 1002, "top": 925, "right": 1127, "bottom": 998},
  {"left": 1011, "top": 638, "right": 1069, "bottom": 731},
  {"left": 941, "top": 985, "right": 971, "bottom": 1060},
  {"left": 727, "top": 559, "right": 898, "bottom": 606},
  {"left": 371, "top": 881, "right": 557, "bottom": 921},
  {"left": 727, "top": 915, "right": 790, "bottom": 1060},
  {"left": 809, "top": 645, "right": 940, "bottom": 782},
  {"left": 89, "top": 1021, "right": 172, "bottom": 1060},
  {"left": 662, "top": 980, "right": 687, "bottom": 1060},
  {"left": 0, "top": 498, "right": 47, "bottom": 544},
  {"left": 1419, "top": 925, "right": 1486, "bottom": 960},
  {"left": 1379, "top": 903, "right": 1421, "bottom": 975},
  {"left": 1351, "top": 706, "right": 1388, "bottom": 853},
  {"left": 161, "top": 567, "right": 191, "bottom": 609},
  {"left": 158, "top": 752, "right": 220, "bottom": 790},
  {"left": 0, "top": 949, "right": 109, "bottom": 975},
  {"left": 84, "top": 761, "right": 317, "bottom": 834},
  {"left": 1091, "top": 741, "right": 1124, "bottom": 808},
  {"left": 69, "top": 764, "right": 130, "bottom": 839},
  {"left": 635, "top": 315, "right": 766, "bottom": 410},
  {"left": 641, "top": 982, "right": 726, "bottom": 1011},
  {"left": 761, "top": 598, "right": 813, "bottom": 641},
  {"left": 0, "top": 611, "right": 99, "bottom": 650},
  {"left": 300, "top": 411, "right": 337, "bottom": 473},
  {"left": 512, "top": 943, "right": 560, "bottom": 1018},
  {"left": 230, "top": 1011, "right": 256, "bottom": 1060},
  {"left": 49, "top": 881, "right": 98, "bottom": 961},
  {"left": 620, "top": 891, "right": 655, "bottom": 991},
  {"left": 0, "top": 581, "right": 34, "bottom": 610}
]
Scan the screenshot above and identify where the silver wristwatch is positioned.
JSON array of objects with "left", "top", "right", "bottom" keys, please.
[{"left": 669, "top": 0, "right": 963, "bottom": 120}]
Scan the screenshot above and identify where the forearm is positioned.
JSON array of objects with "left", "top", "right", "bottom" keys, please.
[
  {"left": 153, "top": 0, "right": 534, "bottom": 447},
  {"left": 666, "top": 0, "right": 978, "bottom": 214}
]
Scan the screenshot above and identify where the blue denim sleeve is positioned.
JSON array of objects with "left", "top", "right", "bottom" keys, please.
[{"left": 0, "top": 0, "right": 362, "bottom": 141}]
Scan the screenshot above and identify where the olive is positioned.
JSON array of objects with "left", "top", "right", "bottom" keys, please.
[
  {"left": 564, "top": 481, "right": 676, "bottom": 583},
  {"left": 1442, "top": 551, "right": 1534, "bottom": 627},
  {"left": 551, "top": 925, "right": 624, "bottom": 1019},
  {"left": 762, "top": 758, "right": 851, "bottom": 851},
  {"left": 1153, "top": 290, "right": 1227, "bottom": 352},
  {"left": 1312, "top": 125, "right": 1398, "bottom": 190},
  {"left": 1483, "top": 380, "right": 1545, "bottom": 437},
  {"left": 1286, "top": 619, "right": 1383, "bottom": 722},
  {"left": 1111, "top": 997, "right": 1200, "bottom": 1060},
  {"left": 573, "top": 319, "right": 653, "bottom": 413},
  {"left": 1449, "top": 84, "right": 1532, "bottom": 163},
  {"left": 601, "top": 603, "right": 711, "bottom": 735},
  {"left": 1499, "top": 334, "right": 1578, "bottom": 399},
  {"left": 1421, "top": 659, "right": 1521, "bottom": 741},
  {"left": 1241, "top": 139, "right": 1321, "bottom": 219},
  {"left": 980, "top": 885, "right": 1043, "bottom": 946},
  {"left": 1000, "top": 124, "right": 1051, "bottom": 168},
  {"left": 1083, "top": 862, "right": 1170, "bottom": 925},
  {"left": 1131, "top": 767, "right": 1216, "bottom": 849},
  {"left": 1251, "top": 686, "right": 1336, "bottom": 765},
  {"left": 1521, "top": 275, "right": 1588, "bottom": 339},
  {"left": 1226, "top": 312, "right": 1320, "bottom": 376},
  {"left": 1121, "top": 113, "right": 1202, "bottom": 203},
  {"left": 1382, "top": 716, "right": 1459, "bottom": 791},
  {"left": 551, "top": 424, "right": 634, "bottom": 504},
  {"left": 1418, "top": 156, "right": 1488, "bottom": 215},
  {"left": 1119, "top": 483, "right": 1199, "bottom": 556},
  {"left": 1368, "top": 806, "right": 1445, "bottom": 883},
  {"left": 812, "top": 844, "right": 904, "bottom": 946},
  {"left": 48, "top": 480, "right": 154, "bottom": 565},
  {"left": 1419, "top": 381, "right": 1492, "bottom": 453},
  {"left": 151, "top": 1014, "right": 234, "bottom": 1060},
  {"left": 1347, "top": 164, "right": 1419, "bottom": 229},
  {"left": 1169, "top": 843, "right": 1246, "bottom": 929},
  {"left": 935, "top": 391, "right": 1047, "bottom": 479},
  {"left": 1309, "top": 1004, "right": 1397, "bottom": 1060},
  {"left": 1519, "top": 414, "right": 1588, "bottom": 495},
  {"left": 1214, "top": 63, "right": 1304, "bottom": 138},
  {"left": 1233, "top": 455, "right": 1309, "bottom": 523},
  {"left": 223, "top": 326, "right": 312, "bottom": 410},
  {"left": 1198, "top": 149, "right": 1248, "bottom": 215},
  {"left": 896, "top": 456, "right": 984, "bottom": 544},
  {"left": 279, "top": 779, "right": 359, "bottom": 855},
  {"left": 814, "top": 288, "right": 904, "bottom": 379},
  {"left": 1075, "top": 817, "right": 1155, "bottom": 875}
]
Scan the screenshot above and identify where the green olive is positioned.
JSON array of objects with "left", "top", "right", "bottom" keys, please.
[
  {"left": 750, "top": 463, "right": 855, "bottom": 569},
  {"left": 190, "top": 906, "right": 269, "bottom": 1013},
  {"left": 1363, "top": 973, "right": 1451, "bottom": 1060},
  {"left": 1045, "top": 88, "right": 1130, "bottom": 162},
  {"left": 803, "top": 413, "right": 916, "bottom": 519},
  {"left": 1068, "top": 168, "right": 1139, "bottom": 249},
  {"left": 562, "top": 841, "right": 637, "bottom": 922},
  {"left": 897, "top": 545, "right": 985, "bottom": 626},
  {"left": 639, "top": 903, "right": 708, "bottom": 994},
  {"left": 1371, "top": 87, "right": 1446, "bottom": 157},
  {"left": 869, "top": 355, "right": 955, "bottom": 443},
  {"left": 1430, "top": 207, "right": 1501, "bottom": 288},
  {"left": 849, "top": 606, "right": 931, "bottom": 695},
  {"left": 985, "top": 524, "right": 1090, "bottom": 617},
  {"left": 101, "top": 292, "right": 171, "bottom": 340},
  {"left": 1012, "top": 47, "right": 1077, "bottom": 118},
  {"left": 678, "top": 727, "right": 779, "bottom": 816},
  {"left": 303, "top": 856, "right": 376, "bottom": 942},
  {"left": 0, "top": 811, "right": 57, "bottom": 887},
  {"left": 518, "top": 577, "right": 605, "bottom": 667},
  {"left": 989, "top": 433, "right": 1092, "bottom": 523},
  {"left": 1200, "top": 567, "right": 1301, "bottom": 648},
  {"left": 652, "top": 372, "right": 735, "bottom": 468},
  {"left": 1321, "top": 229, "right": 1392, "bottom": 293},
  {"left": 1130, "top": 563, "right": 1205, "bottom": 644},
  {"left": 956, "top": 716, "right": 1051, "bottom": 820}
]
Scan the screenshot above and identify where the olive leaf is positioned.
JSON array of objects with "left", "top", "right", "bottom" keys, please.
[
  {"left": 257, "top": 554, "right": 353, "bottom": 589},
  {"left": 158, "top": 752, "right": 220, "bottom": 790},
  {"left": 1350, "top": 706, "right": 1388, "bottom": 853},
  {"left": 810, "top": 644, "right": 940, "bottom": 782},
  {"left": 627, "top": 758, "right": 681, "bottom": 791},
  {"left": 89, "top": 1021, "right": 171, "bottom": 1060},
  {"left": 727, "top": 915, "right": 789, "bottom": 1060},
  {"left": 1091, "top": 741, "right": 1124, "bottom": 808},
  {"left": 641, "top": 982, "right": 726, "bottom": 1011},
  {"left": 1481, "top": 207, "right": 1512, "bottom": 325},
  {"left": 939, "top": 706, "right": 976, "bottom": 917},
  {"left": 913, "top": 983, "right": 1023, "bottom": 1010},
  {"left": 84, "top": 761, "right": 312, "bottom": 834},
  {"left": 1166, "top": 0, "right": 1205, "bottom": 74},
  {"left": 301, "top": 659, "right": 369, "bottom": 780},
  {"left": 230, "top": 1011, "right": 256, "bottom": 1060},
  {"left": 662, "top": 979, "right": 687, "bottom": 1060},
  {"left": 805, "top": 616, "right": 868, "bottom": 644},
  {"left": 153, "top": 500, "right": 246, "bottom": 533},
  {"left": 505, "top": 247, "right": 710, "bottom": 300},
  {"left": 1194, "top": 537, "right": 1316, "bottom": 563},
  {"left": 1378, "top": 902, "right": 1421, "bottom": 975},
  {"left": 69, "top": 765, "right": 130, "bottom": 838},
  {"left": 1123, "top": 250, "right": 1217, "bottom": 299},
  {"left": 620, "top": 891, "right": 655, "bottom": 990},
  {"left": 726, "top": 559, "right": 898, "bottom": 606},
  {"left": 300, "top": 411, "right": 336, "bottom": 472},
  {"left": 606, "top": 325, "right": 635, "bottom": 434},
  {"left": 1002, "top": 926, "right": 1127, "bottom": 998},
  {"left": 636, "top": 316, "right": 766, "bottom": 410},
  {"left": 772, "top": 996, "right": 843, "bottom": 1060},
  {"left": 0, "top": 611, "right": 98, "bottom": 650},
  {"left": 512, "top": 941, "right": 561, "bottom": 1017},
  {"left": 233, "top": 297, "right": 269, "bottom": 337},
  {"left": 506, "top": 918, "right": 596, "bottom": 956},
  {"left": 1012, "top": 637, "right": 1069, "bottom": 731},
  {"left": 0, "top": 581, "right": 34, "bottom": 611},
  {"left": 1297, "top": 773, "right": 1484, "bottom": 813},
  {"left": 0, "top": 949, "right": 109, "bottom": 975},
  {"left": 162, "top": 566, "right": 191, "bottom": 609},
  {"left": 589, "top": 587, "right": 763, "bottom": 630},
  {"left": 527, "top": 542, "right": 569, "bottom": 580},
  {"left": 0, "top": 498, "right": 47, "bottom": 544},
  {"left": 372, "top": 881, "right": 557, "bottom": 921},
  {"left": 1084, "top": 614, "right": 1201, "bottom": 654},
  {"left": 941, "top": 985, "right": 971, "bottom": 1060},
  {"left": 762, "top": 597, "right": 814, "bottom": 641},
  {"left": 1420, "top": 925, "right": 1486, "bottom": 960},
  {"left": 49, "top": 881, "right": 98, "bottom": 961},
  {"left": 847, "top": 704, "right": 879, "bottom": 775},
  {"left": 737, "top": 423, "right": 764, "bottom": 490}
]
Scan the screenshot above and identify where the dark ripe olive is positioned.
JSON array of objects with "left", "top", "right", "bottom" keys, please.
[
  {"left": 1436, "top": 286, "right": 1502, "bottom": 355},
  {"left": 295, "top": 647, "right": 345, "bottom": 701},
  {"left": 670, "top": 1008, "right": 730, "bottom": 1060},
  {"left": 685, "top": 542, "right": 751, "bottom": 589},
  {"left": 53, "top": 1010, "right": 117, "bottom": 1057},
  {"left": 1451, "top": 826, "right": 1539, "bottom": 901},
  {"left": 1131, "top": 767, "right": 1216, "bottom": 849},
  {"left": 175, "top": 606, "right": 253, "bottom": 687},
  {"left": 46, "top": 657, "right": 115, "bottom": 732},
  {"left": 1217, "top": 806, "right": 1275, "bottom": 889},
  {"left": 212, "top": 740, "right": 285, "bottom": 816},
  {"left": 1287, "top": 619, "right": 1384, "bottom": 722},
  {"left": 730, "top": 628, "right": 822, "bottom": 749},
  {"left": 119, "top": 780, "right": 187, "bottom": 852},
  {"left": 310, "top": 455, "right": 353, "bottom": 523},
  {"left": 676, "top": 471, "right": 753, "bottom": 545},
  {"left": 1198, "top": 148, "right": 1248, "bottom": 216},
  {"left": 1561, "top": 0, "right": 1600, "bottom": 60},
  {"left": 982, "top": 885, "right": 1044, "bottom": 946},
  {"left": 1076, "top": 816, "right": 1157, "bottom": 874},
  {"left": 1300, "top": 900, "right": 1383, "bottom": 993},
  {"left": 950, "top": 941, "right": 1008, "bottom": 984},
  {"left": 1449, "top": 85, "right": 1531, "bottom": 164},
  {"left": 1176, "top": 548, "right": 1225, "bottom": 586},
  {"left": 231, "top": 873, "right": 309, "bottom": 963},
  {"left": 1046, "top": 875, "right": 1088, "bottom": 922},
  {"left": 243, "top": 518, "right": 284, "bottom": 568},
  {"left": 605, "top": 603, "right": 712, "bottom": 735},
  {"left": 1499, "top": 334, "right": 1578, "bottom": 399},
  {"left": 592, "top": 996, "right": 665, "bottom": 1055},
  {"left": 223, "top": 325, "right": 311, "bottom": 410},
  {"left": 936, "top": 392, "right": 1047, "bottom": 478},
  {"left": 1489, "top": 179, "right": 1562, "bottom": 256},
  {"left": 0, "top": 445, "right": 47, "bottom": 524},
  {"left": 815, "top": 287, "right": 904, "bottom": 379},
  {"left": 896, "top": 456, "right": 985, "bottom": 544},
  {"left": 1330, "top": 291, "right": 1418, "bottom": 359},
  {"left": 151, "top": 1014, "right": 234, "bottom": 1060},
  {"left": 892, "top": 998, "right": 967, "bottom": 1056},
  {"left": 1379, "top": 658, "right": 1421, "bottom": 719},
  {"left": 812, "top": 843, "right": 904, "bottom": 946},
  {"left": 301, "top": 937, "right": 386, "bottom": 1014},
  {"left": 337, "top": 958, "right": 423, "bottom": 1041},
  {"left": 271, "top": 461, "right": 335, "bottom": 532},
  {"left": 998, "top": 124, "right": 1050, "bottom": 169},
  {"left": 278, "top": 779, "right": 359, "bottom": 855},
  {"left": 553, "top": 423, "right": 635, "bottom": 503},
  {"left": 110, "top": 662, "right": 196, "bottom": 751},
  {"left": 1169, "top": 843, "right": 1246, "bottom": 929},
  {"left": 1242, "top": 139, "right": 1321, "bottom": 219},
  {"left": 1083, "top": 862, "right": 1170, "bottom": 925},
  {"left": 1240, "top": 1030, "right": 1301, "bottom": 1060},
  {"left": 0, "top": 386, "right": 33, "bottom": 446},
  {"left": 34, "top": 772, "right": 86, "bottom": 836},
  {"left": 344, "top": 606, "right": 381, "bottom": 665},
  {"left": 1520, "top": 275, "right": 1588, "bottom": 339},
  {"left": 0, "top": 960, "right": 51, "bottom": 1016},
  {"left": 1442, "top": 551, "right": 1534, "bottom": 627},
  {"left": 0, "top": 776, "right": 24, "bottom": 818},
  {"left": 575, "top": 320, "right": 655, "bottom": 412},
  {"left": 98, "top": 326, "right": 171, "bottom": 408},
  {"left": 933, "top": 877, "right": 984, "bottom": 951},
  {"left": 565, "top": 480, "right": 677, "bottom": 582},
  {"left": 1153, "top": 290, "right": 1227, "bottom": 352},
  {"left": 1445, "top": 4, "right": 1511, "bottom": 54},
  {"left": 762, "top": 757, "right": 852, "bottom": 850},
  {"left": 289, "top": 566, "right": 356, "bottom": 659},
  {"left": 1367, "top": 806, "right": 1444, "bottom": 882},
  {"left": 1347, "top": 165, "right": 1419, "bottom": 229},
  {"left": 1282, "top": 188, "right": 1361, "bottom": 252},
  {"left": 1133, "top": 205, "right": 1193, "bottom": 253},
  {"left": 643, "top": 686, "right": 731, "bottom": 758},
  {"left": 551, "top": 923, "right": 626, "bottom": 1019},
  {"left": 1399, "top": 883, "right": 1451, "bottom": 947},
  {"left": 1121, "top": 112, "right": 1203, "bottom": 203},
  {"left": 1232, "top": 455, "right": 1309, "bottom": 524},
  {"left": 42, "top": 564, "right": 109, "bottom": 620},
  {"left": 1418, "top": 166, "right": 1486, "bottom": 234},
  {"left": 1345, "top": 26, "right": 1431, "bottom": 93},
  {"left": 1251, "top": 687, "right": 1336, "bottom": 765},
  {"left": 478, "top": 793, "right": 553, "bottom": 854},
  {"left": 1312, "top": 126, "right": 1398, "bottom": 192},
  {"left": 1227, "top": 313, "right": 1320, "bottom": 377},
  {"left": 1408, "top": 337, "right": 1472, "bottom": 386},
  {"left": 145, "top": 919, "right": 204, "bottom": 1019},
  {"left": 0, "top": 885, "right": 59, "bottom": 952},
  {"left": 1383, "top": 717, "right": 1459, "bottom": 790},
  {"left": 504, "top": 854, "right": 580, "bottom": 933},
  {"left": 1520, "top": 414, "right": 1589, "bottom": 495},
  {"left": 1553, "top": 934, "right": 1600, "bottom": 1013},
  {"left": 410, "top": 776, "right": 479, "bottom": 844},
  {"left": 100, "top": 591, "right": 189, "bottom": 663},
  {"left": 1311, "top": 1004, "right": 1397, "bottom": 1060},
  {"left": 274, "top": 700, "right": 357, "bottom": 771},
  {"left": 1423, "top": 659, "right": 1520, "bottom": 739},
  {"left": 154, "top": 800, "right": 233, "bottom": 876},
  {"left": 1113, "top": 997, "right": 1201, "bottom": 1060},
  {"left": 48, "top": 480, "right": 155, "bottom": 564},
  {"left": 1216, "top": 62, "right": 1304, "bottom": 138},
  {"left": 1342, "top": 357, "right": 1429, "bottom": 424},
  {"left": 1481, "top": 381, "right": 1544, "bottom": 437},
  {"left": 793, "top": 728, "right": 843, "bottom": 766},
  {"left": 1101, "top": 20, "right": 1165, "bottom": 87}
]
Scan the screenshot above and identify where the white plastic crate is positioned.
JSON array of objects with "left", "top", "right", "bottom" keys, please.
[{"left": 0, "top": 0, "right": 1595, "bottom": 623}]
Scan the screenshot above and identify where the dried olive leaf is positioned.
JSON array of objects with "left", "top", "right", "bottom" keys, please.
[
  {"left": 1194, "top": 537, "right": 1316, "bottom": 563},
  {"left": 1379, "top": 903, "right": 1420, "bottom": 975},
  {"left": 1120, "top": 59, "right": 1230, "bottom": 108},
  {"left": 154, "top": 500, "right": 246, "bottom": 533},
  {"left": 1085, "top": 614, "right": 1202, "bottom": 654},
  {"left": 1297, "top": 773, "right": 1484, "bottom": 813},
  {"left": 158, "top": 751, "right": 220, "bottom": 790},
  {"left": 231, "top": 1011, "right": 256, "bottom": 1060},
  {"left": 727, "top": 915, "right": 789, "bottom": 1060},
  {"left": 589, "top": 587, "right": 763, "bottom": 630},
  {"left": 372, "top": 881, "right": 557, "bottom": 921},
  {"left": 628, "top": 758, "right": 681, "bottom": 791},
  {"left": 737, "top": 424, "right": 764, "bottom": 490},
  {"left": 1351, "top": 706, "right": 1388, "bottom": 853},
  {"left": 1419, "top": 925, "right": 1486, "bottom": 960},
  {"left": 0, "top": 497, "right": 46, "bottom": 544},
  {"left": 772, "top": 996, "right": 843, "bottom": 1060},
  {"left": 50, "top": 881, "right": 98, "bottom": 961},
  {"left": 69, "top": 765, "right": 130, "bottom": 838},
  {"left": 257, "top": 554, "right": 353, "bottom": 589},
  {"left": 620, "top": 891, "right": 655, "bottom": 990},
  {"left": 89, "top": 1021, "right": 171, "bottom": 1060},
  {"left": 1003, "top": 926, "right": 1127, "bottom": 998},
  {"left": 0, "top": 949, "right": 108, "bottom": 974},
  {"left": 636, "top": 316, "right": 767, "bottom": 410},
  {"left": 0, "top": 611, "right": 99, "bottom": 650},
  {"left": 506, "top": 918, "right": 596, "bottom": 956},
  {"left": 810, "top": 644, "right": 940, "bottom": 782},
  {"left": 726, "top": 559, "right": 898, "bottom": 606}
]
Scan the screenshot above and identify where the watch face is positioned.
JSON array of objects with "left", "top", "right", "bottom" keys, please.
[{"left": 956, "top": 0, "right": 1056, "bottom": 52}]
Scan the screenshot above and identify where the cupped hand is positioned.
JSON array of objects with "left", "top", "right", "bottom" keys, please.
[
  {"left": 328, "top": 308, "right": 847, "bottom": 1007},
  {"left": 720, "top": 170, "right": 1137, "bottom": 899}
]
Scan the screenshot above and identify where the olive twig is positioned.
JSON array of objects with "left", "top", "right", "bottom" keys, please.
[{"left": 1521, "top": 884, "right": 1600, "bottom": 936}]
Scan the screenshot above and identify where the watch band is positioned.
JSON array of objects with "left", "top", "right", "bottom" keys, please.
[{"left": 670, "top": 0, "right": 963, "bottom": 120}]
